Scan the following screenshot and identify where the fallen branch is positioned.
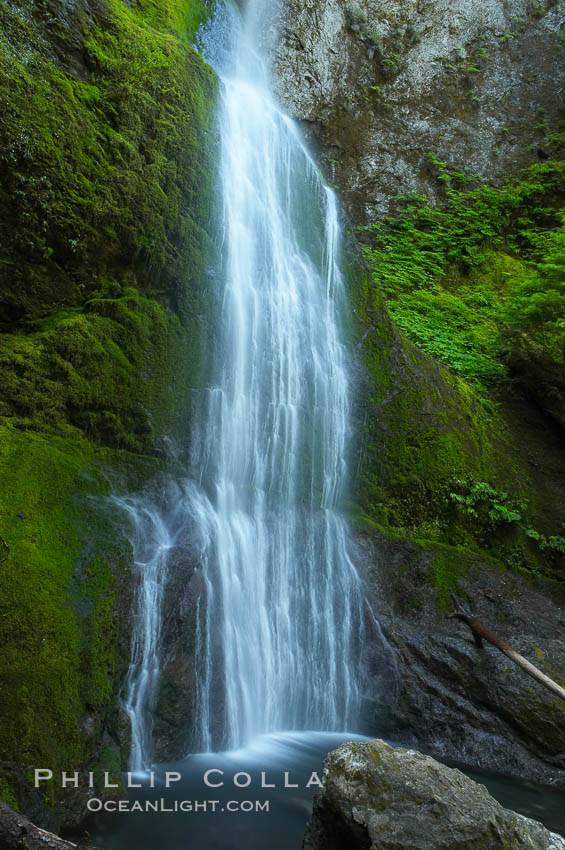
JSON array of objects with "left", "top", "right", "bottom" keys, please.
[
  {"left": 0, "top": 535, "right": 8, "bottom": 564},
  {"left": 450, "top": 592, "right": 565, "bottom": 702}
]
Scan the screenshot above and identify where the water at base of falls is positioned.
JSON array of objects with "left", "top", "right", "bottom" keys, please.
[
  {"left": 87, "top": 732, "right": 364, "bottom": 850},
  {"left": 85, "top": 731, "right": 565, "bottom": 850}
]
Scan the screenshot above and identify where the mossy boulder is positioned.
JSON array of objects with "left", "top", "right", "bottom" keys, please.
[{"left": 303, "top": 739, "right": 565, "bottom": 849}]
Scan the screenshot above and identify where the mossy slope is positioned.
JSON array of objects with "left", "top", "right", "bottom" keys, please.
[
  {"left": 0, "top": 0, "right": 218, "bottom": 324},
  {"left": 349, "top": 154, "right": 565, "bottom": 585},
  {"left": 348, "top": 248, "right": 563, "bottom": 589},
  {"left": 350, "top": 257, "right": 515, "bottom": 517},
  {"left": 0, "top": 428, "right": 131, "bottom": 805},
  {"left": 0, "top": 0, "right": 218, "bottom": 823}
]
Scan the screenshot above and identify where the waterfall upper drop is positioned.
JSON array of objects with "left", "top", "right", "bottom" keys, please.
[{"left": 190, "top": 0, "right": 368, "bottom": 752}]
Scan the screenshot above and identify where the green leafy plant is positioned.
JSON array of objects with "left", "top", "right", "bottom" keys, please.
[
  {"left": 499, "top": 221, "right": 565, "bottom": 369},
  {"left": 382, "top": 53, "right": 401, "bottom": 67},
  {"left": 526, "top": 529, "right": 565, "bottom": 553},
  {"left": 361, "top": 158, "right": 565, "bottom": 392},
  {"left": 449, "top": 478, "right": 526, "bottom": 528}
]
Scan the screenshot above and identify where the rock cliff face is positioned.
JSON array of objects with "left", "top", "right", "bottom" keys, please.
[
  {"left": 303, "top": 739, "right": 565, "bottom": 850},
  {"left": 151, "top": 517, "right": 207, "bottom": 761},
  {"left": 265, "top": 0, "right": 565, "bottom": 223},
  {"left": 267, "top": 0, "right": 565, "bottom": 224},
  {"left": 358, "top": 532, "right": 565, "bottom": 787}
]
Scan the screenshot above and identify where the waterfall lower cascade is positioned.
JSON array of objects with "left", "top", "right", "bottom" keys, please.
[
  {"left": 120, "top": 487, "right": 192, "bottom": 772},
  {"left": 189, "top": 1, "right": 369, "bottom": 752},
  {"left": 121, "top": 498, "right": 171, "bottom": 773}
]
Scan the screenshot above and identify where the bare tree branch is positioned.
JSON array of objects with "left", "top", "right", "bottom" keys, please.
[{"left": 450, "top": 592, "right": 565, "bottom": 702}]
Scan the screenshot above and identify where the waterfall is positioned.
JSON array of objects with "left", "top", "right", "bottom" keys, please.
[
  {"left": 120, "top": 485, "right": 192, "bottom": 772},
  {"left": 122, "top": 0, "right": 372, "bottom": 768},
  {"left": 189, "top": 0, "right": 368, "bottom": 752},
  {"left": 120, "top": 498, "right": 171, "bottom": 772}
]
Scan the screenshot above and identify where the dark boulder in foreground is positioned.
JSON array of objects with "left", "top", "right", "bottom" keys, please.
[
  {"left": 0, "top": 802, "right": 103, "bottom": 850},
  {"left": 303, "top": 740, "right": 565, "bottom": 850}
]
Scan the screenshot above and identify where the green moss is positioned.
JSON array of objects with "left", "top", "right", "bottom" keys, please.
[
  {"left": 0, "top": 421, "right": 173, "bottom": 810},
  {"left": 429, "top": 549, "right": 474, "bottom": 611},
  {"left": 352, "top": 286, "right": 517, "bottom": 536},
  {"left": 0, "top": 0, "right": 220, "bottom": 819},
  {"left": 0, "top": 0, "right": 218, "bottom": 324},
  {"left": 0, "top": 288, "right": 204, "bottom": 451},
  {"left": 369, "top": 524, "right": 507, "bottom": 614},
  {"left": 361, "top": 159, "right": 565, "bottom": 395},
  {"left": 92, "top": 747, "right": 124, "bottom": 798},
  {"left": 351, "top": 304, "right": 541, "bottom": 572},
  {"left": 0, "top": 771, "right": 18, "bottom": 808},
  {"left": 79, "top": 555, "right": 122, "bottom": 706},
  {"left": 0, "top": 428, "right": 104, "bottom": 782},
  {"left": 348, "top": 156, "right": 564, "bottom": 577}
]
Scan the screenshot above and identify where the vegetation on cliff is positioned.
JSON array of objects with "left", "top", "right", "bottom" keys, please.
[
  {"left": 267, "top": 0, "right": 565, "bottom": 612},
  {"left": 355, "top": 150, "right": 565, "bottom": 594},
  {"left": 1, "top": 0, "right": 564, "bottom": 829},
  {"left": 0, "top": 0, "right": 217, "bottom": 324},
  {"left": 361, "top": 154, "right": 565, "bottom": 400}
]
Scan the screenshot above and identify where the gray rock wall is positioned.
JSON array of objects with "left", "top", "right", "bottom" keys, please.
[
  {"left": 357, "top": 531, "right": 565, "bottom": 787},
  {"left": 265, "top": 0, "right": 565, "bottom": 222}
]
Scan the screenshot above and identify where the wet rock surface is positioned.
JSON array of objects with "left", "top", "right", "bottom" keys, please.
[
  {"left": 302, "top": 739, "right": 565, "bottom": 849},
  {"left": 151, "top": 529, "right": 203, "bottom": 762},
  {"left": 151, "top": 503, "right": 226, "bottom": 761},
  {"left": 358, "top": 532, "right": 565, "bottom": 787}
]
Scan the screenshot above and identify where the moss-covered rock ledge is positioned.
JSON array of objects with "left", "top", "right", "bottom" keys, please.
[{"left": 0, "top": 0, "right": 218, "bottom": 827}]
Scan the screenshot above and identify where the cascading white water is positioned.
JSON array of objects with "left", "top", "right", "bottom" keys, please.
[
  {"left": 120, "top": 486, "right": 192, "bottom": 772},
  {"left": 120, "top": 498, "right": 172, "bottom": 772},
  {"left": 190, "top": 0, "right": 368, "bottom": 752}
]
